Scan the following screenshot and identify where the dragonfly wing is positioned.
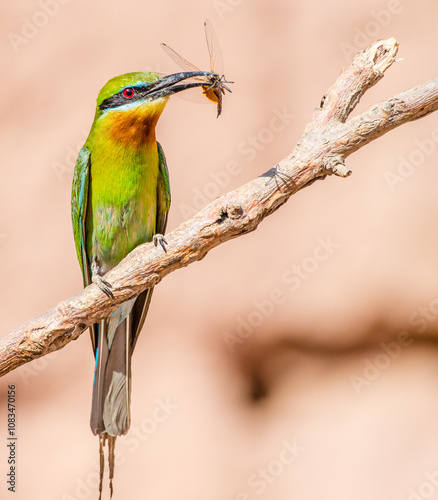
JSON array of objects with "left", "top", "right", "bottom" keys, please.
[
  {"left": 204, "top": 19, "right": 224, "bottom": 75},
  {"left": 160, "top": 42, "right": 208, "bottom": 103},
  {"left": 160, "top": 43, "right": 202, "bottom": 73}
]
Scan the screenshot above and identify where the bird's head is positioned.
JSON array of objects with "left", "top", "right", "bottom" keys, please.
[{"left": 91, "top": 71, "right": 216, "bottom": 147}]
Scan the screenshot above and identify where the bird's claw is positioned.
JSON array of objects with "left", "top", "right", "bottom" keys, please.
[
  {"left": 93, "top": 275, "right": 114, "bottom": 299},
  {"left": 153, "top": 233, "right": 168, "bottom": 252}
]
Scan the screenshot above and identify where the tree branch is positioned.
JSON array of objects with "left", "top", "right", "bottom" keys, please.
[{"left": 2, "top": 38, "right": 438, "bottom": 377}]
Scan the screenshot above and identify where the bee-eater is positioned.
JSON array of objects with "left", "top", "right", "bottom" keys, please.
[{"left": 71, "top": 69, "right": 221, "bottom": 496}]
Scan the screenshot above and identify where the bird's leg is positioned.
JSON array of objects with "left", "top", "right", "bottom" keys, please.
[
  {"left": 91, "top": 258, "right": 114, "bottom": 299},
  {"left": 153, "top": 234, "right": 168, "bottom": 252}
]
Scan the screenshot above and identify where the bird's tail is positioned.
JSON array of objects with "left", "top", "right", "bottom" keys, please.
[{"left": 91, "top": 299, "right": 135, "bottom": 499}]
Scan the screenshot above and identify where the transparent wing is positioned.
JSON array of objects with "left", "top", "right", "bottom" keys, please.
[
  {"left": 204, "top": 19, "right": 224, "bottom": 74},
  {"left": 160, "top": 43, "right": 201, "bottom": 74},
  {"left": 160, "top": 42, "right": 208, "bottom": 103}
]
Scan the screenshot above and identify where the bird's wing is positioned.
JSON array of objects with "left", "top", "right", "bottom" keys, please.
[
  {"left": 71, "top": 147, "right": 91, "bottom": 287},
  {"left": 131, "top": 142, "right": 171, "bottom": 349},
  {"left": 71, "top": 147, "right": 99, "bottom": 351},
  {"left": 155, "top": 141, "right": 171, "bottom": 236}
]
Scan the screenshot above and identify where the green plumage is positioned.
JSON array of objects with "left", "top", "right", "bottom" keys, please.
[{"left": 71, "top": 72, "right": 171, "bottom": 438}]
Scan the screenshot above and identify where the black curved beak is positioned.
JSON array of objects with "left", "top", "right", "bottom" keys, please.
[{"left": 146, "top": 71, "right": 219, "bottom": 98}]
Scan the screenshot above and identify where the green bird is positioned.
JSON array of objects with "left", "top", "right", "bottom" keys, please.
[{"left": 71, "top": 69, "right": 223, "bottom": 496}]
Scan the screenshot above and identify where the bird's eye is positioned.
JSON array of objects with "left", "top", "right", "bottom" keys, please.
[{"left": 123, "top": 88, "right": 135, "bottom": 98}]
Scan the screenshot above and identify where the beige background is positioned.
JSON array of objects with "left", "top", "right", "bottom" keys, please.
[{"left": 2, "top": 0, "right": 438, "bottom": 499}]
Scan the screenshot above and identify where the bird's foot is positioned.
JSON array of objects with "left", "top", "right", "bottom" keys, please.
[
  {"left": 153, "top": 233, "right": 168, "bottom": 252},
  {"left": 91, "top": 258, "right": 114, "bottom": 299},
  {"left": 92, "top": 274, "right": 114, "bottom": 299}
]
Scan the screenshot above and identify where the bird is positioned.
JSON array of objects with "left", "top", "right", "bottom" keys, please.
[{"left": 71, "top": 69, "right": 224, "bottom": 498}]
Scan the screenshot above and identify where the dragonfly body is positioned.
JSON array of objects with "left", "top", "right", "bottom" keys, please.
[{"left": 161, "top": 19, "right": 232, "bottom": 117}]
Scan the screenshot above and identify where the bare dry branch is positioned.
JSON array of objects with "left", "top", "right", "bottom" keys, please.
[{"left": 2, "top": 38, "right": 438, "bottom": 377}]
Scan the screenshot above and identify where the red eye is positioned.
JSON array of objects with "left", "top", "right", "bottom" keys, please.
[{"left": 123, "top": 88, "right": 135, "bottom": 98}]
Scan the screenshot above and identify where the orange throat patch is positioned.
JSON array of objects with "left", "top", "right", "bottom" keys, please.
[{"left": 105, "top": 100, "right": 166, "bottom": 149}]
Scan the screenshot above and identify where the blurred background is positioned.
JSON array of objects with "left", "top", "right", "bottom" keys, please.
[{"left": 2, "top": 0, "right": 438, "bottom": 499}]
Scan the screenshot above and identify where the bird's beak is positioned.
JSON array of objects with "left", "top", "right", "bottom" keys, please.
[{"left": 145, "top": 71, "right": 217, "bottom": 99}]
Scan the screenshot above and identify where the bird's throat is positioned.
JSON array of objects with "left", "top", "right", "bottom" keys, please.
[{"left": 104, "top": 106, "right": 162, "bottom": 149}]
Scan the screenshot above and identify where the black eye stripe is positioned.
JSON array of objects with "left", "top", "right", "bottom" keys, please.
[{"left": 99, "top": 85, "right": 151, "bottom": 111}]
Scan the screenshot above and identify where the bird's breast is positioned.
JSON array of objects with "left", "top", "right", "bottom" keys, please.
[{"left": 87, "top": 144, "right": 160, "bottom": 271}]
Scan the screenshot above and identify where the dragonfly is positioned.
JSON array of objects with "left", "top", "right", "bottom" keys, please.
[{"left": 161, "top": 19, "right": 232, "bottom": 117}]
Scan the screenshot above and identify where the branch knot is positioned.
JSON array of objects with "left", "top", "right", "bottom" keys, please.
[{"left": 324, "top": 157, "right": 352, "bottom": 178}]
